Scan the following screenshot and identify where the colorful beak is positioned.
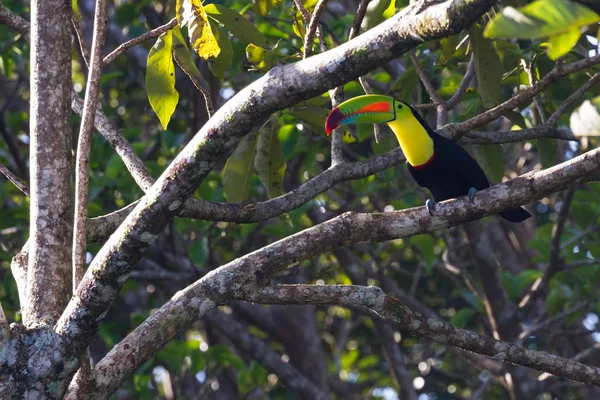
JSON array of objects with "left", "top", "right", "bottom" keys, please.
[{"left": 325, "top": 95, "right": 396, "bottom": 135}]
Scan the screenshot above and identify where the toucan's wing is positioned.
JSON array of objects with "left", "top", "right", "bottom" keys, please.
[{"left": 432, "top": 133, "right": 490, "bottom": 191}]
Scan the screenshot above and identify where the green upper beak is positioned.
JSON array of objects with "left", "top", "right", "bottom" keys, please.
[{"left": 325, "top": 94, "right": 397, "bottom": 135}]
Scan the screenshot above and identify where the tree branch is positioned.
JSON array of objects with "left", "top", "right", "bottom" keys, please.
[
  {"left": 81, "top": 144, "right": 600, "bottom": 396},
  {"left": 54, "top": 0, "right": 497, "bottom": 361}
]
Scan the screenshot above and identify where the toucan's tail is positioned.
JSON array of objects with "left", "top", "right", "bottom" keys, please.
[{"left": 498, "top": 207, "right": 531, "bottom": 223}]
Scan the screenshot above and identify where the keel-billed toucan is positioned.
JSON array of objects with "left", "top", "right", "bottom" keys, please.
[{"left": 325, "top": 95, "right": 531, "bottom": 223}]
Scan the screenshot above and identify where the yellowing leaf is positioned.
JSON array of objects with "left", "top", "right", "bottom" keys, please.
[
  {"left": 361, "top": 0, "right": 392, "bottom": 32},
  {"left": 146, "top": 31, "right": 179, "bottom": 130},
  {"left": 204, "top": 4, "right": 270, "bottom": 48},
  {"left": 172, "top": 25, "right": 211, "bottom": 93},
  {"left": 176, "top": 0, "right": 221, "bottom": 60},
  {"left": 255, "top": 121, "right": 286, "bottom": 198},
  {"left": 252, "top": 0, "right": 280, "bottom": 15},
  {"left": 292, "top": 11, "right": 305, "bottom": 39},
  {"left": 223, "top": 128, "right": 260, "bottom": 202}
]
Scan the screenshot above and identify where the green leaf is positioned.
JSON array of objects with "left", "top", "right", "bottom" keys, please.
[
  {"left": 223, "top": 127, "right": 260, "bottom": 202},
  {"left": 361, "top": 0, "right": 392, "bottom": 32},
  {"left": 172, "top": 25, "right": 211, "bottom": 93},
  {"left": 208, "top": 21, "right": 233, "bottom": 80},
  {"left": 205, "top": 4, "right": 270, "bottom": 48},
  {"left": 514, "top": 269, "right": 543, "bottom": 292},
  {"left": 146, "top": 31, "right": 179, "bottom": 130},
  {"left": 255, "top": 120, "right": 286, "bottom": 199},
  {"left": 570, "top": 97, "right": 600, "bottom": 136},
  {"left": 189, "top": 236, "right": 209, "bottom": 265},
  {"left": 548, "top": 27, "right": 581, "bottom": 59},
  {"left": 451, "top": 308, "right": 477, "bottom": 328},
  {"left": 470, "top": 24, "right": 502, "bottom": 108},
  {"left": 473, "top": 144, "right": 505, "bottom": 183},
  {"left": 484, "top": 0, "right": 599, "bottom": 59},
  {"left": 485, "top": 0, "right": 599, "bottom": 39},
  {"left": 390, "top": 66, "right": 418, "bottom": 103},
  {"left": 411, "top": 234, "right": 435, "bottom": 266},
  {"left": 537, "top": 137, "right": 557, "bottom": 168},
  {"left": 288, "top": 107, "right": 355, "bottom": 143},
  {"left": 176, "top": 0, "right": 221, "bottom": 60}
]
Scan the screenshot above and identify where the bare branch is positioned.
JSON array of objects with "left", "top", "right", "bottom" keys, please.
[
  {"left": 71, "top": 15, "right": 90, "bottom": 69},
  {"left": 73, "top": 0, "right": 109, "bottom": 295},
  {"left": 24, "top": 0, "right": 74, "bottom": 326},
  {"left": 303, "top": 0, "right": 329, "bottom": 59},
  {"left": 0, "top": 3, "right": 30, "bottom": 41},
  {"left": 236, "top": 284, "right": 600, "bottom": 387},
  {"left": 0, "top": 161, "right": 29, "bottom": 196},
  {"left": 82, "top": 143, "right": 600, "bottom": 396},
  {"left": 441, "top": 53, "right": 600, "bottom": 138},
  {"left": 102, "top": 18, "right": 178, "bottom": 66},
  {"left": 205, "top": 310, "right": 331, "bottom": 400},
  {"left": 446, "top": 54, "right": 475, "bottom": 109},
  {"left": 546, "top": 72, "right": 600, "bottom": 126}
]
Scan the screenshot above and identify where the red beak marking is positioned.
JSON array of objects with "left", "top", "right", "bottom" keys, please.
[{"left": 325, "top": 101, "right": 392, "bottom": 135}]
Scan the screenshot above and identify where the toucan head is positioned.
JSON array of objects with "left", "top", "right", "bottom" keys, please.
[{"left": 325, "top": 94, "right": 411, "bottom": 135}]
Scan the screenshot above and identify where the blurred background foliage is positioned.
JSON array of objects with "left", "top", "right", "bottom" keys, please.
[{"left": 1, "top": 0, "right": 600, "bottom": 398}]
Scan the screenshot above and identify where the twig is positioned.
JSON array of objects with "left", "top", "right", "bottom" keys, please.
[
  {"left": 102, "top": 17, "right": 178, "bottom": 66},
  {"left": 73, "top": 0, "right": 109, "bottom": 292},
  {"left": 348, "top": 0, "right": 370, "bottom": 39},
  {"left": 0, "top": 3, "right": 31, "bottom": 41},
  {"left": 409, "top": 51, "right": 446, "bottom": 128},
  {"left": 519, "top": 187, "right": 576, "bottom": 309},
  {"left": 0, "top": 161, "right": 29, "bottom": 196},
  {"left": 71, "top": 14, "right": 90, "bottom": 69},
  {"left": 561, "top": 225, "right": 597, "bottom": 250},
  {"left": 303, "top": 0, "right": 329, "bottom": 59},
  {"left": 546, "top": 72, "right": 600, "bottom": 126},
  {"left": 440, "top": 53, "right": 600, "bottom": 138},
  {"left": 71, "top": 0, "right": 110, "bottom": 390},
  {"left": 205, "top": 310, "right": 330, "bottom": 400},
  {"left": 446, "top": 54, "right": 475, "bottom": 109},
  {"left": 172, "top": 52, "right": 214, "bottom": 117},
  {"left": 517, "top": 301, "right": 587, "bottom": 343}
]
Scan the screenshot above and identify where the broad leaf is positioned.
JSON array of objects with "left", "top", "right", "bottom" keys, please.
[
  {"left": 473, "top": 144, "right": 505, "bottom": 183},
  {"left": 223, "top": 127, "right": 260, "bottom": 202},
  {"left": 537, "top": 138, "right": 557, "bottom": 168},
  {"left": 172, "top": 25, "right": 211, "bottom": 93},
  {"left": 361, "top": 0, "right": 392, "bottom": 32},
  {"left": 176, "top": 0, "right": 221, "bottom": 60},
  {"left": 255, "top": 121, "right": 286, "bottom": 198},
  {"left": 470, "top": 25, "right": 502, "bottom": 108},
  {"left": 204, "top": 4, "right": 270, "bottom": 48},
  {"left": 570, "top": 97, "right": 600, "bottom": 136},
  {"left": 451, "top": 308, "right": 477, "bottom": 328},
  {"left": 146, "top": 31, "right": 179, "bottom": 130},
  {"left": 208, "top": 21, "right": 233, "bottom": 80},
  {"left": 484, "top": 0, "right": 600, "bottom": 59}
]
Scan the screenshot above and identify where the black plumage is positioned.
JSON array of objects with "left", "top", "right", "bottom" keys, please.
[{"left": 406, "top": 108, "right": 531, "bottom": 223}]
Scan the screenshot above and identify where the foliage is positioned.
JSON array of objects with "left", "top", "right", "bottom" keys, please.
[{"left": 1, "top": 0, "right": 600, "bottom": 398}]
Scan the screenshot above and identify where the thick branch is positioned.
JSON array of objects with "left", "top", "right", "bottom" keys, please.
[
  {"left": 54, "top": 0, "right": 497, "bottom": 357},
  {"left": 237, "top": 285, "right": 600, "bottom": 387},
  {"left": 84, "top": 144, "right": 600, "bottom": 396},
  {"left": 24, "top": 0, "right": 73, "bottom": 326}
]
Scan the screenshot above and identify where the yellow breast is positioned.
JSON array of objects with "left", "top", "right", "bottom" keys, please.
[{"left": 387, "top": 118, "right": 434, "bottom": 167}]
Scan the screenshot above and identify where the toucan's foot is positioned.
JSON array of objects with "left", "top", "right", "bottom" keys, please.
[
  {"left": 426, "top": 199, "right": 437, "bottom": 216},
  {"left": 467, "top": 187, "right": 477, "bottom": 203}
]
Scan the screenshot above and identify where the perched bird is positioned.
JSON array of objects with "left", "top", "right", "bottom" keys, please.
[{"left": 325, "top": 95, "right": 531, "bottom": 223}]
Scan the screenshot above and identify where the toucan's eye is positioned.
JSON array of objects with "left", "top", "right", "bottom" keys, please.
[{"left": 396, "top": 104, "right": 403, "bottom": 110}]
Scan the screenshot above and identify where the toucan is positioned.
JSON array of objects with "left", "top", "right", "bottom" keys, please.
[{"left": 325, "top": 94, "right": 531, "bottom": 223}]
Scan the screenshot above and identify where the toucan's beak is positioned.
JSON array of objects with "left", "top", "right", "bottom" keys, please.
[{"left": 325, "top": 94, "right": 396, "bottom": 135}]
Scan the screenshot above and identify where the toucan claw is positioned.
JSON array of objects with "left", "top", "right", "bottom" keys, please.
[
  {"left": 425, "top": 199, "right": 436, "bottom": 216},
  {"left": 467, "top": 187, "right": 477, "bottom": 203}
]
